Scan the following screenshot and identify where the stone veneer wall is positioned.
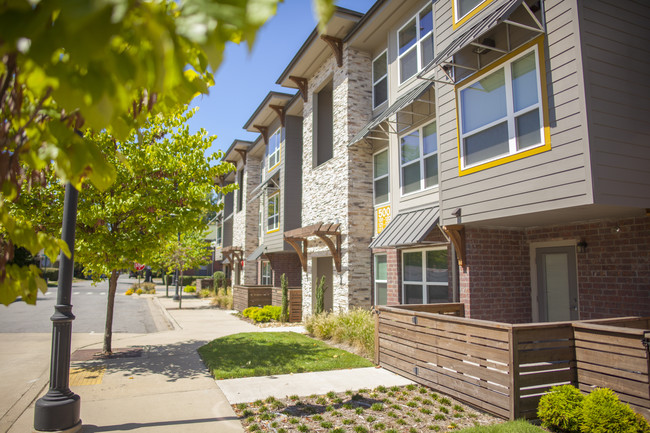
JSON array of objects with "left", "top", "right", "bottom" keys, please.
[
  {"left": 232, "top": 157, "right": 261, "bottom": 285},
  {"left": 300, "top": 46, "right": 373, "bottom": 316}
]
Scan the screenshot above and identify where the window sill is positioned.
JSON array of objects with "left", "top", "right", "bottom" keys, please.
[{"left": 266, "top": 228, "right": 280, "bottom": 234}]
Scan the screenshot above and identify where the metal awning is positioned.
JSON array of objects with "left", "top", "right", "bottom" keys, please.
[
  {"left": 418, "top": 0, "right": 544, "bottom": 84},
  {"left": 222, "top": 258, "right": 230, "bottom": 265},
  {"left": 369, "top": 206, "right": 441, "bottom": 249},
  {"left": 248, "top": 165, "right": 281, "bottom": 204},
  {"left": 246, "top": 244, "right": 267, "bottom": 262},
  {"left": 349, "top": 81, "right": 433, "bottom": 146}
]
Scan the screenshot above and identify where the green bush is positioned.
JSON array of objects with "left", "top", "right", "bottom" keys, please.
[
  {"left": 538, "top": 385, "right": 584, "bottom": 433},
  {"left": 315, "top": 275, "right": 326, "bottom": 315},
  {"left": 213, "top": 271, "right": 226, "bottom": 289},
  {"left": 581, "top": 388, "right": 645, "bottom": 433},
  {"left": 305, "top": 308, "right": 374, "bottom": 358},
  {"left": 280, "top": 273, "right": 289, "bottom": 322},
  {"left": 242, "top": 305, "right": 281, "bottom": 323},
  {"left": 183, "top": 285, "right": 196, "bottom": 293},
  {"left": 129, "top": 282, "right": 156, "bottom": 295},
  {"left": 42, "top": 267, "right": 59, "bottom": 282},
  {"left": 198, "top": 289, "right": 214, "bottom": 298}
]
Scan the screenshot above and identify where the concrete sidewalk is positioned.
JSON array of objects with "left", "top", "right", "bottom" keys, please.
[{"left": 3, "top": 289, "right": 411, "bottom": 432}]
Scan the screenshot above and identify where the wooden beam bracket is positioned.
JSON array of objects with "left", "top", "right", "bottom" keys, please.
[
  {"left": 269, "top": 104, "right": 286, "bottom": 127},
  {"left": 315, "top": 232, "right": 342, "bottom": 273},
  {"left": 442, "top": 224, "right": 466, "bottom": 268},
  {"left": 285, "top": 237, "right": 308, "bottom": 272},
  {"left": 321, "top": 35, "right": 343, "bottom": 67},
  {"left": 235, "top": 149, "right": 247, "bottom": 165},
  {"left": 289, "top": 76, "right": 308, "bottom": 102},
  {"left": 253, "top": 125, "right": 269, "bottom": 144}
]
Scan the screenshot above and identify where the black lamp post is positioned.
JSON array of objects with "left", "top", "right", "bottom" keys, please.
[
  {"left": 172, "top": 229, "right": 180, "bottom": 301},
  {"left": 34, "top": 182, "right": 81, "bottom": 432}
]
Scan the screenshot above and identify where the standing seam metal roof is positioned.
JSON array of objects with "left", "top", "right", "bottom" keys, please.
[{"left": 369, "top": 206, "right": 440, "bottom": 249}]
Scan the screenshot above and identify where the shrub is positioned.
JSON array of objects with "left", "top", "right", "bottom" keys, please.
[
  {"left": 305, "top": 308, "right": 374, "bottom": 358},
  {"left": 280, "top": 273, "right": 289, "bottom": 322},
  {"left": 135, "top": 288, "right": 143, "bottom": 295},
  {"left": 125, "top": 289, "right": 134, "bottom": 296},
  {"left": 183, "top": 285, "right": 196, "bottom": 293},
  {"left": 213, "top": 271, "right": 226, "bottom": 290},
  {"left": 314, "top": 275, "right": 327, "bottom": 315},
  {"left": 538, "top": 384, "right": 584, "bottom": 433},
  {"left": 242, "top": 305, "right": 281, "bottom": 323},
  {"left": 581, "top": 388, "right": 645, "bottom": 433},
  {"left": 198, "top": 289, "right": 214, "bottom": 298},
  {"left": 128, "top": 282, "right": 156, "bottom": 295},
  {"left": 42, "top": 267, "right": 59, "bottom": 282}
]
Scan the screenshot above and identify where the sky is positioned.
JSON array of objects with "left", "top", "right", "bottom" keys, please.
[{"left": 186, "top": 0, "right": 377, "bottom": 158}]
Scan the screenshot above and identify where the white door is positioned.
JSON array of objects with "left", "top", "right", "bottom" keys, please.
[{"left": 536, "top": 246, "right": 578, "bottom": 322}]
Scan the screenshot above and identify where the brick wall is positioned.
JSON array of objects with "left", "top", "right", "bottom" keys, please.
[
  {"left": 267, "top": 252, "right": 302, "bottom": 287},
  {"left": 372, "top": 248, "right": 402, "bottom": 305}
]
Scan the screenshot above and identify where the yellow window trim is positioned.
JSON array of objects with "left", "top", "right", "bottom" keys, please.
[
  {"left": 266, "top": 228, "right": 280, "bottom": 234},
  {"left": 455, "top": 35, "right": 551, "bottom": 176},
  {"left": 266, "top": 191, "right": 280, "bottom": 233},
  {"left": 452, "top": 0, "right": 496, "bottom": 30}
]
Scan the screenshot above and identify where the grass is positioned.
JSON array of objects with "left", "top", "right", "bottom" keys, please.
[
  {"left": 304, "top": 308, "right": 374, "bottom": 358},
  {"left": 457, "top": 420, "right": 547, "bottom": 432},
  {"left": 198, "top": 332, "right": 373, "bottom": 379}
]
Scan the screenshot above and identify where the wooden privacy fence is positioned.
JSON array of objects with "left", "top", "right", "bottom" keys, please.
[
  {"left": 233, "top": 285, "right": 303, "bottom": 322},
  {"left": 272, "top": 287, "right": 303, "bottom": 322},
  {"left": 375, "top": 304, "right": 650, "bottom": 420}
]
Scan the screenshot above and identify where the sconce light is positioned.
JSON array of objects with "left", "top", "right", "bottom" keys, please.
[{"left": 576, "top": 240, "right": 588, "bottom": 253}]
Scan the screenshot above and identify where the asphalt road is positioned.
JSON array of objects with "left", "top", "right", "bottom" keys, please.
[{"left": 0, "top": 274, "right": 165, "bottom": 334}]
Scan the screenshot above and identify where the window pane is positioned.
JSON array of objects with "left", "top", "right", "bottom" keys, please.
[
  {"left": 399, "top": 20, "right": 417, "bottom": 55},
  {"left": 374, "top": 150, "right": 388, "bottom": 178},
  {"left": 458, "top": 0, "right": 483, "bottom": 18},
  {"left": 426, "top": 250, "right": 448, "bottom": 283},
  {"left": 420, "top": 34, "right": 434, "bottom": 68},
  {"left": 460, "top": 68, "right": 507, "bottom": 133},
  {"left": 516, "top": 109, "right": 541, "bottom": 150},
  {"left": 373, "top": 52, "right": 387, "bottom": 81},
  {"left": 424, "top": 154, "right": 438, "bottom": 188},
  {"left": 423, "top": 122, "right": 437, "bottom": 155},
  {"left": 512, "top": 51, "right": 538, "bottom": 112},
  {"left": 405, "top": 284, "right": 423, "bottom": 304},
  {"left": 403, "top": 252, "right": 422, "bottom": 282},
  {"left": 400, "top": 48, "right": 418, "bottom": 82},
  {"left": 375, "top": 255, "right": 387, "bottom": 281},
  {"left": 427, "top": 285, "right": 448, "bottom": 303},
  {"left": 376, "top": 282, "right": 388, "bottom": 305},
  {"left": 419, "top": 7, "right": 433, "bottom": 35},
  {"left": 402, "top": 162, "right": 421, "bottom": 194},
  {"left": 464, "top": 121, "right": 509, "bottom": 165},
  {"left": 375, "top": 177, "right": 389, "bottom": 204},
  {"left": 374, "top": 77, "right": 388, "bottom": 107},
  {"left": 400, "top": 131, "right": 420, "bottom": 164}
]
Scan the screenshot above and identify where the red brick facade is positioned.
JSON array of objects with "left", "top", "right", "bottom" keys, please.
[{"left": 263, "top": 252, "right": 303, "bottom": 287}]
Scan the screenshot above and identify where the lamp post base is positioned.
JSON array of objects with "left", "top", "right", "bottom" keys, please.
[{"left": 34, "top": 391, "right": 81, "bottom": 432}]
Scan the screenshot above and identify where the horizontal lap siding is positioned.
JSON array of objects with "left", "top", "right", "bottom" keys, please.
[
  {"left": 580, "top": 0, "right": 650, "bottom": 207},
  {"left": 438, "top": 0, "right": 592, "bottom": 226},
  {"left": 233, "top": 286, "right": 272, "bottom": 311},
  {"left": 271, "top": 288, "right": 303, "bottom": 322}
]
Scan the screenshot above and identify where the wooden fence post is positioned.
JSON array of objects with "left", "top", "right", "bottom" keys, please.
[
  {"left": 374, "top": 308, "right": 380, "bottom": 365},
  {"left": 509, "top": 327, "right": 520, "bottom": 420}
]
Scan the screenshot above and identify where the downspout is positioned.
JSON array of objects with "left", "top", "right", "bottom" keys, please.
[{"left": 451, "top": 243, "right": 459, "bottom": 303}]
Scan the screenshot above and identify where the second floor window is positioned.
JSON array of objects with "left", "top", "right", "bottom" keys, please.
[
  {"left": 398, "top": 4, "right": 434, "bottom": 84},
  {"left": 267, "top": 128, "right": 281, "bottom": 171},
  {"left": 267, "top": 192, "right": 279, "bottom": 233},
  {"left": 400, "top": 121, "right": 438, "bottom": 195},
  {"left": 373, "top": 149, "right": 389, "bottom": 205},
  {"left": 314, "top": 80, "right": 334, "bottom": 166},
  {"left": 373, "top": 51, "right": 388, "bottom": 108},
  {"left": 216, "top": 223, "right": 223, "bottom": 247}
]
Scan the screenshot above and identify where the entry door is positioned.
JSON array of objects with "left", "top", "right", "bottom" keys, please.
[
  {"left": 314, "top": 257, "right": 334, "bottom": 313},
  {"left": 536, "top": 246, "right": 578, "bottom": 322}
]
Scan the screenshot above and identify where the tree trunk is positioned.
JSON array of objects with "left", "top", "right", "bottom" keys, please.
[{"left": 103, "top": 269, "right": 119, "bottom": 354}]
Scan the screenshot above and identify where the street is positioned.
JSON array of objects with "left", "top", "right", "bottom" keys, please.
[{"left": 0, "top": 274, "right": 166, "bottom": 334}]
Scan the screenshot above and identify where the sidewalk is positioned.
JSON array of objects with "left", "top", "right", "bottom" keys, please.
[{"left": 3, "top": 289, "right": 411, "bottom": 432}]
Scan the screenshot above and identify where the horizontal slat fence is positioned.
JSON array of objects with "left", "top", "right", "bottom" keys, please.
[
  {"left": 271, "top": 287, "right": 303, "bottom": 322},
  {"left": 233, "top": 286, "right": 272, "bottom": 312},
  {"left": 376, "top": 305, "right": 650, "bottom": 421}
]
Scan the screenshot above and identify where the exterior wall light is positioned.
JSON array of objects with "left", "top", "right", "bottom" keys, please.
[{"left": 576, "top": 240, "right": 588, "bottom": 253}]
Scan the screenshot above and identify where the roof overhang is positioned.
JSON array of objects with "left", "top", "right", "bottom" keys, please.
[
  {"left": 223, "top": 139, "right": 253, "bottom": 165},
  {"left": 418, "top": 0, "right": 545, "bottom": 85},
  {"left": 246, "top": 244, "right": 267, "bottom": 262},
  {"left": 369, "top": 206, "right": 443, "bottom": 249},
  {"left": 243, "top": 91, "right": 295, "bottom": 134}
]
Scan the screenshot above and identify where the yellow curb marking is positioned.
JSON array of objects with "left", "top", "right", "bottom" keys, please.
[{"left": 69, "top": 365, "right": 106, "bottom": 386}]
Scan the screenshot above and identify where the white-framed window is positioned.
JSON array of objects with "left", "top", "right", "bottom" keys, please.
[
  {"left": 373, "top": 149, "right": 389, "bottom": 205},
  {"left": 374, "top": 254, "right": 388, "bottom": 306},
  {"left": 261, "top": 261, "right": 272, "bottom": 285},
  {"left": 267, "top": 128, "right": 281, "bottom": 171},
  {"left": 457, "top": 43, "right": 546, "bottom": 171},
  {"left": 398, "top": 4, "right": 434, "bottom": 84},
  {"left": 402, "top": 248, "right": 448, "bottom": 304},
  {"left": 216, "top": 223, "right": 223, "bottom": 247},
  {"left": 400, "top": 121, "right": 438, "bottom": 195},
  {"left": 372, "top": 51, "right": 388, "bottom": 108},
  {"left": 453, "top": 0, "right": 493, "bottom": 27},
  {"left": 267, "top": 192, "right": 279, "bottom": 233},
  {"left": 258, "top": 196, "right": 264, "bottom": 241}
]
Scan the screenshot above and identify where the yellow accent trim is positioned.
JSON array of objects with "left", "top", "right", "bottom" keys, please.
[
  {"left": 266, "top": 191, "right": 280, "bottom": 233},
  {"left": 452, "top": 0, "right": 497, "bottom": 30},
  {"left": 266, "top": 228, "right": 280, "bottom": 234},
  {"left": 455, "top": 35, "right": 551, "bottom": 176}
]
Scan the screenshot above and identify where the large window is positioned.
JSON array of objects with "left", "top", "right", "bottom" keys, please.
[
  {"left": 373, "top": 149, "right": 389, "bottom": 205},
  {"left": 400, "top": 121, "right": 438, "bottom": 195},
  {"left": 267, "top": 128, "right": 281, "bottom": 171},
  {"left": 261, "top": 261, "right": 272, "bottom": 285},
  {"left": 457, "top": 40, "right": 548, "bottom": 174},
  {"left": 372, "top": 51, "right": 388, "bottom": 108},
  {"left": 398, "top": 5, "right": 434, "bottom": 84},
  {"left": 314, "top": 81, "right": 333, "bottom": 166},
  {"left": 374, "top": 254, "right": 388, "bottom": 306},
  {"left": 267, "top": 192, "right": 279, "bottom": 233},
  {"left": 402, "top": 249, "right": 448, "bottom": 304}
]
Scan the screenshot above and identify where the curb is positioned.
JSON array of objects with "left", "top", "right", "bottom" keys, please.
[{"left": 152, "top": 296, "right": 182, "bottom": 331}]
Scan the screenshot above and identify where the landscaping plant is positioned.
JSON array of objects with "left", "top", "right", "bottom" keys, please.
[
  {"left": 280, "top": 273, "right": 289, "bottom": 322},
  {"left": 183, "top": 285, "right": 196, "bottom": 293},
  {"left": 243, "top": 305, "right": 282, "bottom": 323},
  {"left": 315, "top": 275, "right": 327, "bottom": 315},
  {"left": 305, "top": 308, "right": 374, "bottom": 358},
  {"left": 537, "top": 384, "right": 584, "bottom": 433},
  {"left": 213, "top": 271, "right": 226, "bottom": 290}
]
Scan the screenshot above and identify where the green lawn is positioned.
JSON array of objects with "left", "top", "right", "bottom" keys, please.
[
  {"left": 458, "top": 420, "right": 547, "bottom": 432},
  {"left": 198, "top": 331, "right": 374, "bottom": 380}
]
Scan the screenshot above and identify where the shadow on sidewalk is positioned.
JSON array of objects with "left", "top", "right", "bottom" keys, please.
[
  {"left": 72, "top": 340, "right": 212, "bottom": 382},
  {"left": 82, "top": 416, "right": 239, "bottom": 432}
]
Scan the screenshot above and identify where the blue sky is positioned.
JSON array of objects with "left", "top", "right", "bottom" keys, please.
[{"left": 186, "top": 0, "right": 377, "bottom": 158}]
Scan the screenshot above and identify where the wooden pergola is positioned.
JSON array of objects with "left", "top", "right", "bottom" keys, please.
[
  {"left": 284, "top": 222, "right": 342, "bottom": 273},
  {"left": 221, "top": 246, "right": 244, "bottom": 267}
]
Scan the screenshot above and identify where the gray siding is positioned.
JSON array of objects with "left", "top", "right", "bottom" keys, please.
[
  {"left": 579, "top": 0, "right": 650, "bottom": 207},
  {"left": 438, "top": 0, "right": 593, "bottom": 226},
  {"left": 284, "top": 115, "right": 303, "bottom": 233},
  {"left": 223, "top": 218, "right": 233, "bottom": 248}
]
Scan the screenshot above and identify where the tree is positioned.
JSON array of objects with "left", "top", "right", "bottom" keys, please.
[{"left": 0, "top": 0, "right": 334, "bottom": 305}]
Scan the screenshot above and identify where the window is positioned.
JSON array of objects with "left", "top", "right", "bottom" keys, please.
[
  {"left": 216, "top": 223, "right": 223, "bottom": 247},
  {"left": 457, "top": 39, "right": 549, "bottom": 174},
  {"left": 372, "top": 51, "right": 388, "bottom": 108},
  {"left": 267, "top": 128, "right": 281, "bottom": 171},
  {"left": 374, "top": 254, "right": 388, "bottom": 306},
  {"left": 258, "top": 197, "right": 264, "bottom": 241},
  {"left": 400, "top": 121, "right": 438, "bottom": 195},
  {"left": 398, "top": 5, "right": 434, "bottom": 84},
  {"left": 453, "top": 0, "right": 495, "bottom": 28},
  {"left": 402, "top": 249, "right": 448, "bottom": 304},
  {"left": 237, "top": 169, "right": 244, "bottom": 212},
  {"left": 373, "top": 149, "right": 389, "bottom": 205},
  {"left": 261, "top": 261, "right": 272, "bottom": 285},
  {"left": 314, "top": 81, "right": 333, "bottom": 166},
  {"left": 267, "top": 192, "right": 279, "bottom": 233}
]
